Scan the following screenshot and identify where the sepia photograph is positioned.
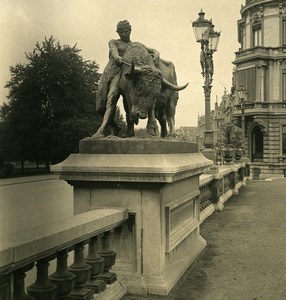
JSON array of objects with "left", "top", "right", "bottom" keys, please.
[{"left": 1, "top": 1, "right": 286, "bottom": 299}]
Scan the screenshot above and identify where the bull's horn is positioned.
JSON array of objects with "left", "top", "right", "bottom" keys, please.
[{"left": 162, "top": 78, "right": 189, "bottom": 91}]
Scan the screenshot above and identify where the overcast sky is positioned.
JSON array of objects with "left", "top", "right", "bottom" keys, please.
[{"left": 0, "top": 0, "right": 243, "bottom": 127}]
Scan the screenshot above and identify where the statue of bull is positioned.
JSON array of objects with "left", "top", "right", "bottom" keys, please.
[{"left": 93, "top": 42, "right": 188, "bottom": 138}]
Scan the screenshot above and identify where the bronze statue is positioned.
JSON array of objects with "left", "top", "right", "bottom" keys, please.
[
  {"left": 95, "top": 20, "right": 159, "bottom": 137},
  {"left": 93, "top": 20, "right": 188, "bottom": 138}
]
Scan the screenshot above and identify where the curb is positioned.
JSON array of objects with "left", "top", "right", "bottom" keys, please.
[{"left": 0, "top": 175, "right": 59, "bottom": 186}]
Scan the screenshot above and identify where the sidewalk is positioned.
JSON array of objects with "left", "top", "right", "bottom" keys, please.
[
  {"left": 0, "top": 174, "right": 59, "bottom": 186},
  {"left": 123, "top": 178, "right": 286, "bottom": 300}
]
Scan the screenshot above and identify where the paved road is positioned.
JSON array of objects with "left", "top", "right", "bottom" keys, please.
[
  {"left": 0, "top": 175, "right": 73, "bottom": 236},
  {"left": 123, "top": 178, "right": 286, "bottom": 300}
]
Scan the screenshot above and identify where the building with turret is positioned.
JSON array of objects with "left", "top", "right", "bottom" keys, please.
[{"left": 232, "top": 0, "right": 286, "bottom": 178}]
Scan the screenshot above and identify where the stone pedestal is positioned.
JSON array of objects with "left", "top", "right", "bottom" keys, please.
[{"left": 51, "top": 138, "right": 212, "bottom": 296}]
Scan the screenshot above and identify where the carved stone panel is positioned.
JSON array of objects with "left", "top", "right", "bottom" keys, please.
[{"left": 165, "top": 191, "right": 200, "bottom": 253}]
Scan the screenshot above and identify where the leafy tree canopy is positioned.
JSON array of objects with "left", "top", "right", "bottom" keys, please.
[{"left": 1, "top": 36, "right": 103, "bottom": 166}]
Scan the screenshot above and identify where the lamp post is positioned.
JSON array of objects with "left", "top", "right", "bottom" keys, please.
[
  {"left": 192, "top": 10, "right": 221, "bottom": 162},
  {"left": 237, "top": 85, "right": 247, "bottom": 155},
  {"left": 237, "top": 85, "right": 249, "bottom": 179}
]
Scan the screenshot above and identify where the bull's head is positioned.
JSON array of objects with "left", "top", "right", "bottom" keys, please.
[{"left": 126, "top": 62, "right": 188, "bottom": 124}]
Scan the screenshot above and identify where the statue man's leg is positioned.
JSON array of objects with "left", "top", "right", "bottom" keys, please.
[
  {"left": 96, "top": 76, "right": 109, "bottom": 115},
  {"left": 121, "top": 95, "right": 135, "bottom": 137},
  {"left": 93, "top": 77, "right": 120, "bottom": 138}
]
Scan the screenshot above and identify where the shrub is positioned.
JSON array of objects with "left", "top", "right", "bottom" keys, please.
[{"left": 0, "top": 163, "right": 14, "bottom": 178}]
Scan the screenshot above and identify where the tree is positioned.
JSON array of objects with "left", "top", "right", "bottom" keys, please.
[{"left": 2, "top": 36, "right": 104, "bottom": 169}]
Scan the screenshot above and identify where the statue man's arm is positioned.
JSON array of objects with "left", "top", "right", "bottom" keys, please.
[{"left": 108, "top": 39, "right": 122, "bottom": 63}]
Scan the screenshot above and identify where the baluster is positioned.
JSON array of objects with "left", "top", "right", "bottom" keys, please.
[
  {"left": 211, "top": 179, "right": 220, "bottom": 203},
  {"left": 97, "top": 231, "right": 117, "bottom": 284},
  {"left": 239, "top": 167, "right": 246, "bottom": 186},
  {"left": 49, "top": 249, "right": 76, "bottom": 300},
  {"left": 84, "top": 236, "right": 106, "bottom": 293},
  {"left": 13, "top": 263, "right": 35, "bottom": 300},
  {"left": 228, "top": 171, "right": 236, "bottom": 190},
  {"left": 27, "top": 258, "right": 57, "bottom": 300},
  {"left": 68, "top": 242, "right": 93, "bottom": 300}
]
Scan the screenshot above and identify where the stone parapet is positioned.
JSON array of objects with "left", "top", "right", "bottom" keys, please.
[
  {"left": 0, "top": 209, "right": 128, "bottom": 272},
  {"left": 0, "top": 209, "right": 128, "bottom": 300}
]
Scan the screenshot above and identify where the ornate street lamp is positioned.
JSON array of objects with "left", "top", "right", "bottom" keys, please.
[
  {"left": 237, "top": 85, "right": 247, "bottom": 103},
  {"left": 209, "top": 24, "right": 221, "bottom": 52},
  {"left": 192, "top": 10, "right": 221, "bottom": 162},
  {"left": 237, "top": 85, "right": 249, "bottom": 178},
  {"left": 192, "top": 10, "right": 211, "bottom": 43},
  {"left": 237, "top": 85, "right": 247, "bottom": 153}
]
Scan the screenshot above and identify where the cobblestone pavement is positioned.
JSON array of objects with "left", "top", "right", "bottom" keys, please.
[{"left": 122, "top": 178, "right": 286, "bottom": 300}]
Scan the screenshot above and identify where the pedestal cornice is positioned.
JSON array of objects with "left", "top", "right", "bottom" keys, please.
[{"left": 51, "top": 138, "right": 212, "bottom": 184}]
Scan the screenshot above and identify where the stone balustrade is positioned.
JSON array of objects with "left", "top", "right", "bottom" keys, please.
[
  {"left": 199, "top": 163, "right": 247, "bottom": 223},
  {"left": 0, "top": 208, "right": 128, "bottom": 300},
  {"left": 0, "top": 162, "right": 247, "bottom": 300},
  {"left": 0, "top": 138, "right": 249, "bottom": 299}
]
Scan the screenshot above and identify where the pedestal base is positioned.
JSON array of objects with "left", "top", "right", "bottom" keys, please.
[
  {"left": 68, "top": 287, "right": 93, "bottom": 300},
  {"left": 92, "top": 281, "right": 127, "bottom": 300},
  {"left": 97, "top": 272, "right": 117, "bottom": 285},
  {"left": 85, "top": 278, "right": 106, "bottom": 294},
  {"left": 52, "top": 138, "right": 212, "bottom": 297},
  {"left": 146, "top": 233, "right": 206, "bottom": 295}
]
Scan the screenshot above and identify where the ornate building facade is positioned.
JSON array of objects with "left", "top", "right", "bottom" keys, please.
[{"left": 232, "top": 0, "right": 286, "bottom": 178}]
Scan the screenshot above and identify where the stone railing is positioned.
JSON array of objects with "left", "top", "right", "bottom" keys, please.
[
  {"left": 0, "top": 135, "right": 250, "bottom": 300},
  {"left": 0, "top": 208, "right": 128, "bottom": 300},
  {"left": 0, "top": 162, "right": 247, "bottom": 300},
  {"left": 199, "top": 163, "right": 246, "bottom": 223}
]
